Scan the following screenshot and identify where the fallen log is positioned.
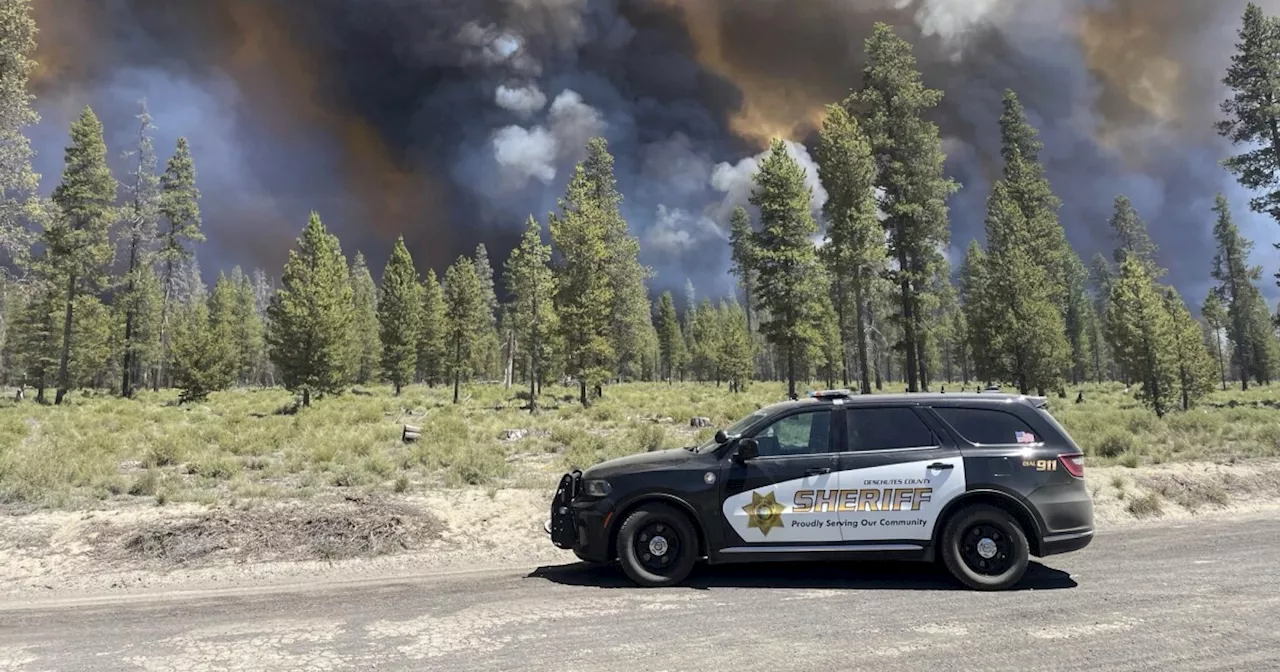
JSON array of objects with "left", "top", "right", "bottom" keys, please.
[{"left": 402, "top": 425, "right": 422, "bottom": 443}]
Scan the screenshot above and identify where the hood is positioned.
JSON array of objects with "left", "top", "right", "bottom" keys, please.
[{"left": 582, "top": 448, "right": 695, "bottom": 479}]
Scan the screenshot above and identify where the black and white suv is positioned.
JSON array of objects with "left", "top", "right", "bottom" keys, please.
[{"left": 547, "top": 390, "right": 1093, "bottom": 590}]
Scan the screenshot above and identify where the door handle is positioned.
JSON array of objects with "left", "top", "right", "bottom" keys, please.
[
  {"left": 805, "top": 467, "right": 831, "bottom": 476},
  {"left": 928, "top": 462, "right": 954, "bottom": 470}
]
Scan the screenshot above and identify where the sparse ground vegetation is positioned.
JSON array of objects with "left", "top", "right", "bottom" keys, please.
[{"left": 1, "top": 381, "right": 1277, "bottom": 513}]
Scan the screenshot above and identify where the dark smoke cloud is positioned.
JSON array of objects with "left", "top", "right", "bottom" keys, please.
[{"left": 25, "top": 0, "right": 1280, "bottom": 308}]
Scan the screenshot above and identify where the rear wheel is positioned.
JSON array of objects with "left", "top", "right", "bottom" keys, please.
[
  {"left": 941, "top": 505, "right": 1029, "bottom": 591},
  {"left": 616, "top": 504, "right": 697, "bottom": 587}
]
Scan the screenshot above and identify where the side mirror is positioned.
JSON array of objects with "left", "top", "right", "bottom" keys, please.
[
  {"left": 714, "top": 429, "right": 728, "bottom": 444},
  {"left": 735, "top": 438, "right": 759, "bottom": 463}
]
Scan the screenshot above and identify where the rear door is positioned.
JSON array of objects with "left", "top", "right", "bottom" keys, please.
[
  {"left": 720, "top": 408, "right": 840, "bottom": 547},
  {"left": 834, "top": 406, "right": 965, "bottom": 543}
]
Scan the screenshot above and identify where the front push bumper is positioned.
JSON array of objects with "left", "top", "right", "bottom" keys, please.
[{"left": 545, "top": 471, "right": 613, "bottom": 564}]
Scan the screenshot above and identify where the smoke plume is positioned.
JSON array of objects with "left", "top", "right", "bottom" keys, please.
[{"left": 24, "top": 0, "right": 1280, "bottom": 306}]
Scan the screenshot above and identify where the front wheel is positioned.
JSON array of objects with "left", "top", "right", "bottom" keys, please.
[
  {"left": 616, "top": 504, "right": 697, "bottom": 587},
  {"left": 940, "top": 505, "right": 1030, "bottom": 591}
]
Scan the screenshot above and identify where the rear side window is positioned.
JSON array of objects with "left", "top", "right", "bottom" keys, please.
[
  {"left": 933, "top": 407, "right": 1040, "bottom": 445},
  {"left": 845, "top": 408, "right": 937, "bottom": 451}
]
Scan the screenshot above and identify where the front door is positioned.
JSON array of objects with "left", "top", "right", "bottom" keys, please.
[
  {"left": 834, "top": 406, "right": 965, "bottom": 542},
  {"left": 719, "top": 408, "right": 840, "bottom": 547}
]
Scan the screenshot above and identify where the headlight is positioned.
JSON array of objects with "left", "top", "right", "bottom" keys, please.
[{"left": 583, "top": 479, "right": 612, "bottom": 497}]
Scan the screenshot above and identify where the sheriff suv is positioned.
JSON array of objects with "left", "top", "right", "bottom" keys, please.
[{"left": 546, "top": 390, "right": 1093, "bottom": 590}]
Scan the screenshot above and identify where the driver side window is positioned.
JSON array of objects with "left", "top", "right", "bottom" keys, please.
[{"left": 753, "top": 410, "right": 832, "bottom": 458}]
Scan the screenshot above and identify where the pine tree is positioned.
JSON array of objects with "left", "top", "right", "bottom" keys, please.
[
  {"left": 0, "top": 0, "right": 39, "bottom": 267},
  {"left": 1210, "top": 194, "right": 1268, "bottom": 388},
  {"left": 718, "top": 299, "right": 755, "bottom": 392},
  {"left": 549, "top": 164, "right": 615, "bottom": 406},
  {"left": 584, "top": 139, "right": 652, "bottom": 383},
  {"left": 999, "top": 91, "right": 1075, "bottom": 310},
  {"left": 975, "top": 181, "right": 1071, "bottom": 394},
  {"left": 816, "top": 102, "right": 884, "bottom": 394},
  {"left": 228, "top": 266, "right": 263, "bottom": 385},
  {"left": 1063, "top": 254, "right": 1092, "bottom": 385},
  {"left": 728, "top": 207, "right": 757, "bottom": 330},
  {"left": 1202, "top": 290, "right": 1229, "bottom": 390},
  {"left": 1246, "top": 292, "right": 1279, "bottom": 384},
  {"left": 1219, "top": 3, "right": 1280, "bottom": 226},
  {"left": 852, "top": 23, "right": 958, "bottom": 392},
  {"left": 691, "top": 298, "right": 722, "bottom": 382},
  {"left": 417, "top": 269, "right": 447, "bottom": 387},
  {"left": 250, "top": 268, "right": 275, "bottom": 385},
  {"left": 1109, "top": 196, "right": 1162, "bottom": 277},
  {"left": 813, "top": 289, "right": 844, "bottom": 389},
  {"left": 117, "top": 103, "right": 161, "bottom": 397},
  {"left": 504, "top": 216, "right": 558, "bottom": 412},
  {"left": 656, "top": 291, "right": 682, "bottom": 383},
  {"left": 681, "top": 279, "right": 697, "bottom": 381},
  {"left": 473, "top": 242, "right": 500, "bottom": 378},
  {"left": 11, "top": 273, "right": 59, "bottom": 400},
  {"left": 170, "top": 296, "right": 236, "bottom": 403},
  {"left": 349, "top": 251, "right": 380, "bottom": 385},
  {"left": 1088, "top": 252, "right": 1117, "bottom": 380},
  {"left": 156, "top": 137, "right": 202, "bottom": 390},
  {"left": 66, "top": 294, "right": 113, "bottom": 391},
  {"left": 443, "top": 255, "right": 483, "bottom": 404},
  {"left": 47, "top": 107, "right": 117, "bottom": 404},
  {"left": 378, "top": 237, "right": 422, "bottom": 395},
  {"left": 959, "top": 240, "right": 995, "bottom": 383},
  {"left": 208, "top": 271, "right": 234, "bottom": 342},
  {"left": 750, "top": 139, "right": 823, "bottom": 399},
  {"left": 1107, "top": 257, "right": 1179, "bottom": 417},
  {"left": 266, "top": 212, "right": 355, "bottom": 406},
  {"left": 1163, "top": 288, "right": 1217, "bottom": 411}
]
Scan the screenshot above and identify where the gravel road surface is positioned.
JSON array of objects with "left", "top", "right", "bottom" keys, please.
[{"left": 3, "top": 514, "right": 1276, "bottom": 671}]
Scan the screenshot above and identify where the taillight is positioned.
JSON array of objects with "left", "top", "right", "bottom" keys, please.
[{"left": 1058, "top": 453, "right": 1085, "bottom": 478}]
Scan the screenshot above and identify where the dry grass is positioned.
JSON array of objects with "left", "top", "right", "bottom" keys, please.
[{"left": 0, "top": 380, "right": 1277, "bottom": 511}]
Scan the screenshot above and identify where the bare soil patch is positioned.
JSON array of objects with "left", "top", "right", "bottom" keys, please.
[{"left": 93, "top": 495, "right": 441, "bottom": 567}]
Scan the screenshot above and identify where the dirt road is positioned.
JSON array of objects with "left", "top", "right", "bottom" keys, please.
[{"left": 3, "top": 513, "right": 1276, "bottom": 671}]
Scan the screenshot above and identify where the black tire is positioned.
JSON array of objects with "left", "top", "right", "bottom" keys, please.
[
  {"left": 616, "top": 503, "right": 698, "bottom": 587},
  {"left": 941, "top": 504, "right": 1030, "bottom": 591}
]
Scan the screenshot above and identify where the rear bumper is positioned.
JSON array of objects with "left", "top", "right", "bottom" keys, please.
[{"left": 1040, "top": 528, "right": 1094, "bottom": 556}]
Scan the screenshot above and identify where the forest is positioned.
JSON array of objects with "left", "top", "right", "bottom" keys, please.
[{"left": 2, "top": 2, "right": 1280, "bottom": 425}]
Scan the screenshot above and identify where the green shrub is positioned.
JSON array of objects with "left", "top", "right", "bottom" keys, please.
[
  {"left": 445, "top": 444, "right": 509, "bottom": 486},
  {"left": 1093, "top": 432, "right": 1134, "bottom": 458},
  {"left": 628, "top": 424, "right": 668, "bottom": 453}
]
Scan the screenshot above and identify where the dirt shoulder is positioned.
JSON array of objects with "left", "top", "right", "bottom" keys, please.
[{"left": 4, "top": 458, "right": 1280, "bottom": 604}]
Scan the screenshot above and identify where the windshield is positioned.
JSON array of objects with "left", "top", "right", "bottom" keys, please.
[{"left": 693, "top": 409, "right": 770, "bottom": 452}]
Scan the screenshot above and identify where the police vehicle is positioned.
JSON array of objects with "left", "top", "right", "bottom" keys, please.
[{"left": 546, "top": 389, "right": 1093, "bottom": 590}]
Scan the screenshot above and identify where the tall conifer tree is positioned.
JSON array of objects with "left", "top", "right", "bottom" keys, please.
[
  {"left": 349, "top": 251, "right": 381, "bottom": 385},
  {"left": 1219, "top": 3, "right": 1280, "bottom": 231},
  {"left": 377, "top": 238, "right": 422, "bottom": 395},
  {"left": 156, "top": 137, "right": 202, "bottom": 390},
  {"left": 749, "top": 140, "right": 822, "bottom": 400},
  {"left": 444, "top": 255, "right": 483, "bottom": 404},
  {"left": 48, "top": 107, "right": 116, "bottom": 404},
  {"left": 853, "top": 23, "right": 958, "bottom": 392},
  {"left": 266, "top": 212, "right": 354, "bottom": 406},
  {"left": 816, "top": 103, "right": 884, "bottom": 394},
  {"left": 504, "top": 216, "right": 558, "bottom": 412}
]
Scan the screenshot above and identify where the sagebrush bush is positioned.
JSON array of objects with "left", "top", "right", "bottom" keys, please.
[{"left": 1093, "top": 432, "right": 1135, "bottom": 459}]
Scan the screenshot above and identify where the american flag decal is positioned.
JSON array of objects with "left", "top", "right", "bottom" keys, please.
[{"left": 1016, "top": 431, "right": 1037, "bottom": 444}]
